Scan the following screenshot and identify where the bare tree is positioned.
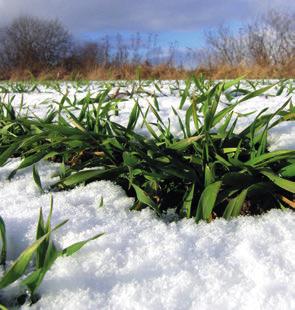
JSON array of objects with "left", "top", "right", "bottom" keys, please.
[
  {"left": 145, "top": 34, "right": 162, "bottom": 65},
  {"left": 0, "top": 16, "right": 71, "bottom": 70},
  {"left": 203, "top": 10, "right": 295, "bottom": 68},
  {"left": 97, "top": 35, "right": 111, "bottom": 67},
  {"left": 129, "top": 32, "right": 142, "bottom": 65},
  {"left": 78, "top": 42, "right": 99, "bottom": 69},
  {"left": 113, "top": 33, "right": 129, "bottom": 67},
  {"left": 165, "top": 41, "right": 178, "bottom": 67},
  {"left": 205, "top": 25, "right": 247, "bottom": 66},
  {"left": 260, "top": 10, "right": 295, "bottom": 65},
  {"left": 247, "top": 22, "right": 270, "bottom": 66}
]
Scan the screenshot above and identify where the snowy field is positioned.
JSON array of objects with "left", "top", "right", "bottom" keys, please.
[
  {"left": 1, "top": 80, "right": 295, "bottom": 150},
  {"left": 0, "top": 80, "right": 295, "bottom": 309}
]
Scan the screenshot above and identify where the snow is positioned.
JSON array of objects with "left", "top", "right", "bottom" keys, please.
[
  {"left": 0, "top": 160, "right": 294, "bottom": 310},
  {"left": 1, "top": 80, "right": 295, "bottom": 150},
  {"left": 0, "top": 81, "right": 295, "bottom": 309}
]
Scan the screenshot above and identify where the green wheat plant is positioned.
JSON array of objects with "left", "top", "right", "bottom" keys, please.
[
  {"left": 0, "top": 197, "right": 104, "bottom": 307},
  {"left": 0, "top": 77, "right": 294, "bottom": 223}
]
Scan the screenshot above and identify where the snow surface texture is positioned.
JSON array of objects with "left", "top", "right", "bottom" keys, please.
[
  {"left": 0, "top": 81, "right": 295, "bottom": 309},
  {"left": 0, "top": 160, "right": 294, "bottom": 310}
]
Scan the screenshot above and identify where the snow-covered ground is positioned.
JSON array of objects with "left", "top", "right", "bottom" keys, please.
[
  {"left": 0, "top": 81, "right": 295, "bottom": 309},
  {"left": 1, "top": 80, "right": 295, "bottom": 150}
]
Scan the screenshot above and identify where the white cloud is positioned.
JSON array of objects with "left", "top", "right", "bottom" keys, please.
[{"left": 0, "top": 0, "right": 294, "bottom": 34}]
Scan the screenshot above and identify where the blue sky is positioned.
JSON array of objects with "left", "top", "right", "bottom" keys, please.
[
  {"left": 0, "top": 0, "right": 294, "bottom": 49},
  {"left": 81, "top": 30, "right": 206, "bottom": 49}
]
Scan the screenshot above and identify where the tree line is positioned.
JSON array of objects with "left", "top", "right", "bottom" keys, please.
[
  {"left": 0, "top": 15, "right": 183, "bottom": 79},
  {"left": 201, "top": 10, "right": 295, "bottom": 69},
  {"left": 0, "top": 10, "right": 294, "bottom": 80}
]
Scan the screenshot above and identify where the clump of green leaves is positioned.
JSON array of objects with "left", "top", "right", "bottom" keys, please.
[
  {"left": 0, "top": 78, "right": 294, "bottom": 223},
  {"left": 0, "top": 197, "right": 104, "bottom": 307}
]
